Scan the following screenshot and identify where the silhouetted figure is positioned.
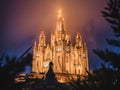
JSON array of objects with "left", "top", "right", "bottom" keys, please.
[
  {"left": 45, "top": 61, "right": 57, "bottom": 82},
  {"left": 23, "top": 62, "right": 74, "bottom": 90}
]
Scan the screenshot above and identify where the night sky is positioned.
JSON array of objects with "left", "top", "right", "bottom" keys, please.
[{"left": 0, "top": 0, "right": 113, "bottom": 70}]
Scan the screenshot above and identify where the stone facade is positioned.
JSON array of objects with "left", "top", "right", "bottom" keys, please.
[{"left": 32, "top": 9, "right": 89, "bottom": 76}]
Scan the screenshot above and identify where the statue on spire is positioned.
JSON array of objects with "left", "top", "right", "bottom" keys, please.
[
  {"left": 56, "top": 9, "right": 65, "bottom": 31},
  {"left": 57, "top": 9, "right": 63, "bottom": 18}
]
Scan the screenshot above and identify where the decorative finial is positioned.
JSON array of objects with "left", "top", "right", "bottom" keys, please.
[
  {"left": 57, "top": 8, "right": 62, "bottom": 18},
  {"left": 34, "top": 41, "right": 36, "bottom": 46}
]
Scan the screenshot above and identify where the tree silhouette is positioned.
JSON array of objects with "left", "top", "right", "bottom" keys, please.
[
  {"left": 71, "top": 0, "right": 120, "bottom": 90},
  {"left": 94, "top": 0, "right": 120, "bottom": 71},
  {"left": 93, "top": 0, "right": 120, "bottom": 89},
  {"left": 0, "top": 49, "right": 32, "bottom": 90}
]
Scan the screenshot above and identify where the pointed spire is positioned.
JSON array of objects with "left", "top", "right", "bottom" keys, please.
[
  {"left": 34, "top": 41, "right": 36, "bottom": 46},
  {"left": 33, "top": 41, "right": 37, "bottom": 50},
  {"left": 39, "top": 31, "right": 45, "bottom": 38},
  {"left": 76, "top": 33, "right": 81, "bottom": 39},
  {"left": 83, "top": 43, "right": 87, "bottom": 50},
  {"left": 56, "top": 9, "right": 65, "bottom": 31},
  {"left": 39, "top": 31, "right": 46, "bottom": 47}
]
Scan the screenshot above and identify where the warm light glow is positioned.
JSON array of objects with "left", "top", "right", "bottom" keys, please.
[
  {"left": 57, "top": 9, "right": 63, "bottom": 18},
  {"left": 58, "top": 79, "right": 64, "bottom": 83},
  {"left": 32, "top": 9, "right": 89, "bottom": 82}
]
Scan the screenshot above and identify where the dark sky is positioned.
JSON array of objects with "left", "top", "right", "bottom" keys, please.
[{"left": 0, "top": 0, "right": 113, "bottom": 70}]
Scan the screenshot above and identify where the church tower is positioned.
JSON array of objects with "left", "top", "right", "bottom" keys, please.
[{"left": 32, "top": 9, "right": 89, "bottom": 78}]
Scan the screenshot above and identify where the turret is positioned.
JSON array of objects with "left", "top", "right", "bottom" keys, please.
[
  {"left": 32, "top": 41, "right": 37, "bottom": 73},
  {"left": 51, "top": 32, "right": 55, "bottom": 47},
  {"left": 75, "top": 33, "right": 82, "bottom": 47},
  {"left": 66, "top": 34, "right": 71, "bottom": 45},
  {"left": 38, "top": 31, "right": 46, "bottom": 47},
  {"left": 33, "top": 41, "right": 37, "bottom": 60}
]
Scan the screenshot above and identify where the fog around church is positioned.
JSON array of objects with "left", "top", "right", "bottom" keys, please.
[{"left": 0, "top": 0, "right": 111, "bottom": 70}]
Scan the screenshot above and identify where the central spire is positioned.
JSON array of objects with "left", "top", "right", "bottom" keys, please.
[{"left": 56, "top": 9, "right": 65, "bottom": 31}]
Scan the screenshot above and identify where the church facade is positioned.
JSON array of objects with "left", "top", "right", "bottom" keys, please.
[{"left": 32, "top": 9, "right": 89, "bottom": 77}]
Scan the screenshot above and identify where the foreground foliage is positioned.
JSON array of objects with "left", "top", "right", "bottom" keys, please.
[{"left": 0, "top": 50, "right": 32, "bottom": 90}]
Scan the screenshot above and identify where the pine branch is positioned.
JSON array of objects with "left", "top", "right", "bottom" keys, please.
[
  {"left": 102, "top": 0, "right": 120, "bottom": 37},
  {"left": 94, "top": 49, "right": 120, "bottom": 70},
  {"left": 106, "top": 39, "right": 120, "bottom": 47}
]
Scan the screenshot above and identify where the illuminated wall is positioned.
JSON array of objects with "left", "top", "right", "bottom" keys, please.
[{"left": 32, "top": 9, "right": 88, "bottom": 76}]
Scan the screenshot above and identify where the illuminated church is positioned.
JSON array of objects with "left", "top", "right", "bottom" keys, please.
[{"left": 32, "top": 9, "right": 89, "bottom": 81}]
